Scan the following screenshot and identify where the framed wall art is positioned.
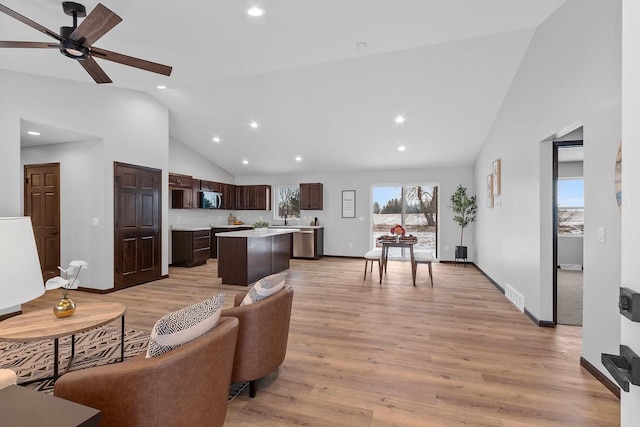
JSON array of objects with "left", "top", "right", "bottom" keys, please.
[
  {"left": 492, "top": 159, "right": 501, "bottom": 196},
  {"left": 342, "top": 190, "right": 356, "bottom": 218},
  {"left": 486, "top": 174, "right": 494, "bottom": 208}
]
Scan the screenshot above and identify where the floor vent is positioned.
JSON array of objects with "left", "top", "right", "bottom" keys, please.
[{"left": 504, "top": 283, "right": 525, "bottom": 312}]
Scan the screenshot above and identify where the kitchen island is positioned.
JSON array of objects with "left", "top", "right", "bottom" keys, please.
[{"left": 217, "top": 228, "right": 299, "bottom": 286}]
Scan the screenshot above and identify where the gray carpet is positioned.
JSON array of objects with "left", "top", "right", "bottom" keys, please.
[{"left": 557, "top": 269, "right": 583, "bottom": 326}]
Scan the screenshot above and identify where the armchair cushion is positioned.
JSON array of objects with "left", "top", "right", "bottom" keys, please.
[
  {"left": 241, "top": 272, "right": 287, "bottom": 305},
  {"left": 146, "top": 293, "right": 225, "bottom": 357}
]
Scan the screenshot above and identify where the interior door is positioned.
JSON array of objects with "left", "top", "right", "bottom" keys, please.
[
  {"left": 24, "top": 163, "right": 60, "bottom": 282},
  {"left": 114, "top": 162, "right": 161, "bottom": 289}
]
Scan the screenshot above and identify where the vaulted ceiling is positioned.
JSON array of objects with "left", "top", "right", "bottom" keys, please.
[{"left": 1, "top": 0, "right": 566, "bottom": 176}]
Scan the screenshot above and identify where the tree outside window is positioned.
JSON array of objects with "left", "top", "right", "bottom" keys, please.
[
  {"left": 372, "top": 184, "right": 438, "bottom": 257},
  {"left": 276, "top": 186, "right": 300, "bottom": 220}
]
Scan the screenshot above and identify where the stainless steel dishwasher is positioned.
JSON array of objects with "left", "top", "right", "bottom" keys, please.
[{"left": 293, "top": 229, "right": 315, "bottom": 258}]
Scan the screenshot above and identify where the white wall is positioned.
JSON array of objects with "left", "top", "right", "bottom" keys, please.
[
  {"left": 0, "top": 69, "right": 170, "bottom": 291},
  {"left": 168, "top": 137, "right": 236, "bottom": 229},
  {"left": 473, "top": 0, "right": 621, "bottom": 381},
  {"left": 236, "top": 166, "right": 473, "bottom": 259},
  {"left": 21, "top": 140, "right": 106, "bottom": 289},
  {"left": 621, "top": 0, "right": 640, "bottom": 422}
]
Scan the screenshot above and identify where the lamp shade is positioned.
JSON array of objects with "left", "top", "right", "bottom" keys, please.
[{"left": 0, "top": 217, "right": 45, "bottom": 309}]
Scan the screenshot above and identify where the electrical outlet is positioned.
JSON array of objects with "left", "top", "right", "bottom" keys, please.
[
  {"left": 349, "top": 243, "right": 353, "bottom": 248},
  {"left": 445, "top": 245, "right": 449, "bottom": 251}
]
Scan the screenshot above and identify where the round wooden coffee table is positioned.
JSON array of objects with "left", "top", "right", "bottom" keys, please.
[{"left": 0, "top": 302, "right": 126, "bottom": 382}]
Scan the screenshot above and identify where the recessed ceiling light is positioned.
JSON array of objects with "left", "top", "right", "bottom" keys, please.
[
  {"left": 397, "top": 145, "right": 406, "bottom": 152},
  {"left": 295, "top": 156, "right": 302, "bottom": 162},
  {"left": 247, "top": 7, "right": 264, "bottom": 17},
  {"left": 212, "top": 136, "right": 221, "bottom": 143},
  {"left": 250, "top": 121, "right": 259, "bottom": 129},
  {"left": 395, "top": 115, "right": 405, "bottom": 124},
  {"left": 27, "top": 131, "right": 40, "bottom": 136},
  {"left": 242, "top": 160, "right": 249, "bottom": 165},
  {"left": 156, "top": 85, "right": 167, "bottom": 90},
  {"left": 356, "top": 41, "right": 368, "bottom": 50}
]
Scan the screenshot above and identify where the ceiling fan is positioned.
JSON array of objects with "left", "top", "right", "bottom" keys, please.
[{"left": 0, "top": 2, "right": 172, "bottom": 83}]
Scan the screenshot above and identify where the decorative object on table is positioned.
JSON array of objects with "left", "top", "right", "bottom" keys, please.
[
  {"left": 253, "top": 221, "right": 269, "bottom": 232},
  {"left": 390, "top": 224, "right": 406, "bottom": 236},
  {"left": 399, "top": 234, "right": 418, "bottom": 243},
  {"left": 228, "top": 213, "right": 236, "bottom": 225},
  {"left": 486, "top": 174, "right": 494, "bottom": 208},
  {"left": 342, "top": 190, "right": 356, "bottom": 218},
  {"left": 45, "top": 260, "right": 88, "bottom": 318},
  {"left": 492, "top": 159, "right": 501, "bottom": 196},
  {"left": 0, "top": 217, "right": 45, "bottom": 311},
  {"left": 449, "top": 185, "right": 477, "bottom": 262}
]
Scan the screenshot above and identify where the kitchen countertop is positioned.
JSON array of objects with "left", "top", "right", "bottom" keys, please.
[
  {"left": 210, "top": 224, "right": 254, "bottom": 228},
  {"left": 267, "top": 225, "right": 324, "bottom": 229},
  {"left": 217, "top": 228, "right": 300, "bottom": 238},
  {"left": 171, "top": 226, "right": 211, "bottom": 232}
]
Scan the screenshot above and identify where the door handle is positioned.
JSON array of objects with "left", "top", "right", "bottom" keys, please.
[{"left": 51, "top": 230, "right": 59, "bottom": 235}]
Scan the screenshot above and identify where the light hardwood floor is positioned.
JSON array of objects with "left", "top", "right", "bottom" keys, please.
[{"left": 23, "top": 258, "right": 619, "bottom": 426}]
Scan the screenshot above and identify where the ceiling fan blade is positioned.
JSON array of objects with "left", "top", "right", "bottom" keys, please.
[
  {"left": 79, "top": 56, "right": 112, "bottom": 84},
  {"left": 0, "top": 4, "right": 63, "bottom": 42},
  {"left": 0, "top": 41, "right": 58, "bottom": 48},
  {"left": 90, "top": 47, "right": 172, "bottom": 76},
  {"left": 69, "top": 3, "right": 122, "bottom": 46}
]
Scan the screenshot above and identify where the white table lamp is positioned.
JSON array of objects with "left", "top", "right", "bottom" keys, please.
[{"left": 0, "top": 217, "right": 45, "bottom": 310}]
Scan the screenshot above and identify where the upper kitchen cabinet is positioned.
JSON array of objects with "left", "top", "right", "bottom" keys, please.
[
  {"left": 169, "top": 173, "right": 193, "bottom": 189},
  {"left": 221, "top": 183, "right": 235, "bottom": 210},
  {"left": 200, "top": 180, "right": 221, "bottom": 192},
  {"left": 300, "top": 183, "right": 323, "bottom": 210},
  {"left": 235, "top": 185, "right": 272, "bottom": 210},
  {"left": 170, "top": 173, "right": 196, "bottom": 209}
]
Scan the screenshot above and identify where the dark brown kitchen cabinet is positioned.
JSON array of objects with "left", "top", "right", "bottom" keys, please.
[
  {"left": 169, "top": 173, "right": 196, "bottom": 209},
  {"left": 200, "top": 180, "right": 221, "bottom": 192},
  {"left": 209, "top": 226, "right": 253, "bottom": 258},
  {"left": 168, "top": 173, "right": 193, "bottom": 189},
  {"left": 171, "top": 179, "right": 198, "bottom": 208},
  {"left": 300, "top": 183, "right": 323, "bottom": 210},
  {"left": 221, "top": 183, "right": 235, "bottom": 209},
  {"left": 235, "top": 185, "right": 271, "bottom": 210},
  {"left": 172, "top": 229, "right": 210, "bottom": 267}
]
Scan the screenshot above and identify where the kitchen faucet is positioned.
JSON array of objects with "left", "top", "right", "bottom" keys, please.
[{"left": 284, "top": 213, "right": 288, "bottom": 225}]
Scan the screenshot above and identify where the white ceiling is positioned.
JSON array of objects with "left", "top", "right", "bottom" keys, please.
[{"left": 1, "top": 0, "right": 567, "bottom": 176}]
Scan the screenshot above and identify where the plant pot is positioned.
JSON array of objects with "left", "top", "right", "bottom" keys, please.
[{"left": 455, "top": 246, "right": 468, "bottom": 260}]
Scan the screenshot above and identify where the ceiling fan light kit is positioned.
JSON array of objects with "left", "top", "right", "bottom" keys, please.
[{"left": 0, "top": 2, "right": 172, "bottom": 83}]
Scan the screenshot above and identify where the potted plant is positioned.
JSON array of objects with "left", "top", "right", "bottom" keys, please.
[
  {"left": 449, "top": 185, "right": 477, "bottom": 261},
  {"left": 253, "top": 221, "right": 269, "bottom": 232}
]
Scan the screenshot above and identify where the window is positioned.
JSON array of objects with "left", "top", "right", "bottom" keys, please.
[
  {"left": 557, "top": 178, "right": 584, "bottom": 235},
  {"left": 372, "top": 184, "right": 438, "bottom": 257},
  {"left": 275, "top": 186, "right": 300, "bottom": 220}
]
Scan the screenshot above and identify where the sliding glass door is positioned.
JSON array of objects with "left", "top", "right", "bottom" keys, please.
[{"left": 372, "top": 184, "right": 438, "bottom": 257}]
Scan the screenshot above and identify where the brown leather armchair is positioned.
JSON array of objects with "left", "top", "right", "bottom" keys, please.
[
  {"left": 222, "top": 285, "right": 293, "bottom": 398},
  {"left": 54, "top": 316, "right": 239, "bottom": 427}
]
